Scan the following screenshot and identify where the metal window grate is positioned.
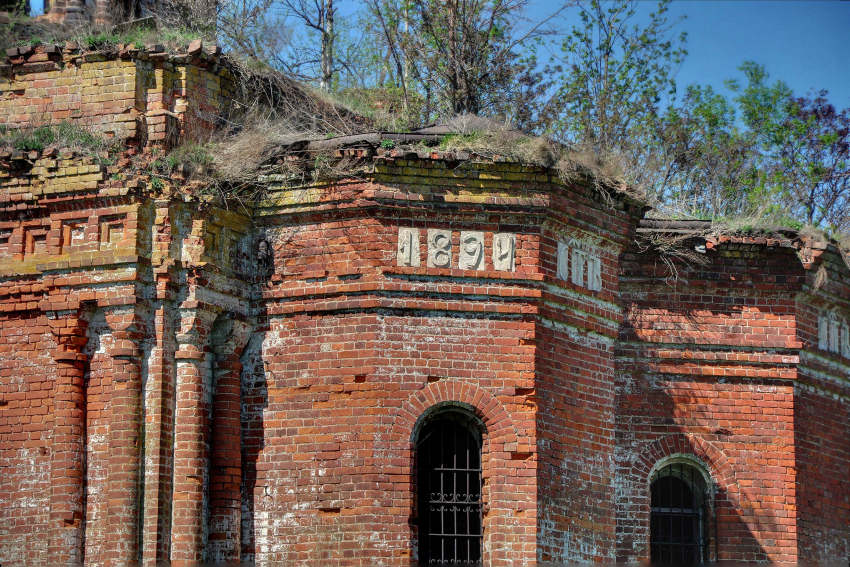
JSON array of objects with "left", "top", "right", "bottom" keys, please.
[
  {"left": 418, "top": 417, "right": 482, "bottom": 566},
  {"left": 650, "top": 462, "right": 708, "bottom": 565}
]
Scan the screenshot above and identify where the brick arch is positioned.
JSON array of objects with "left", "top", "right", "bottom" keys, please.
[
  {"left": 630, "top": 433, "right": 736, "bottom": 494},
  {"left": 390, "top": 380, "right": 521, "bottom": 449},
  {"left": 388, "top": 380, "right": 527, "bottom": 567}
]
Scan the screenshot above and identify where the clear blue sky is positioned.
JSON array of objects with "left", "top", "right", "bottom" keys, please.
[
  {"left": 530, "top": 0, "right": 850, "bottom": 106},
  {"left": 29, "top": 0, "right": 850, "bottom": 106}
]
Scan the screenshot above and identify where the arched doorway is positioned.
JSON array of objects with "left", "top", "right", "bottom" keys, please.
[
  {"left": 416, "top": 408, "right": 483, "bottom": 566},
  {"left": 650, "top": 460, "right": 710, "bottom": 565}
]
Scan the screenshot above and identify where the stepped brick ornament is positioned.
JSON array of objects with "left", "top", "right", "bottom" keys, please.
[{"left": 0, "top": 47, "right": 849, "bottom": 567}]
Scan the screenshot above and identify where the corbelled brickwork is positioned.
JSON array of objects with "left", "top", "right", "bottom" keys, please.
[{"left": 1, "top": 54, "right": 849, "bottom": 566}]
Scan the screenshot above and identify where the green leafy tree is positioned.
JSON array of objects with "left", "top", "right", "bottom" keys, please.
[
  {"left": 545, "top": 0, "right": 686, "bottom": 150},
  {"left": 775, "top": 93, "right": 850, "bottom": 232},
  {"left": 654, "top": 85, "right": 761, "bottom": 218},
  {"left": 725, "top": 63, "right": 850, "bottom": 232},
  {"left": 728, "top": 61, "right": 793, "bottom": 149},
  {"left": 364, "top": 0, "right": 561, "bottom": 123}
]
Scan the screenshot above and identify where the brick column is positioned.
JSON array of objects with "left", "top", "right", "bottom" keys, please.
[
  {"left": 171, "top": 307, "right": 217, "bottom": 566},
  {"left": 104, "top": 308, "right": 144, "bottom": 565},
  {"left": 208, "top": 320, "right": 250, "bottom": 562},
  {"left": 46, "top": 311, "right": 89, "bottom": 566}
]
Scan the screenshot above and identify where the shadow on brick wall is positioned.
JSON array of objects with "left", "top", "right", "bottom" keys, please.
[
  {"left": 794, "top": 384, "right": 850, "bottom": 564},
  {"left": 616, "top": 314, "right": 781, "bottom": 563},
  {"left": 239, "top": 319, "right": 269, "bottom": 561}
]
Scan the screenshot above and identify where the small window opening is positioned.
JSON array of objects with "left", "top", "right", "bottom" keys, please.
[
  {"left": 650, "top": 461, "right": 710, "bottom": 565},
  {"left": 416, "top": 410, "right": 483, "bottom": 566}
]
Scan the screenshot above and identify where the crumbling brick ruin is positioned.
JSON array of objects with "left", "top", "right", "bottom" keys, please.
[
  {"left": 8, "top": 0, "right": 163, "bottom": 28},
  {"left": 1, "top": 42, "right": 849, "bottom": 567}
]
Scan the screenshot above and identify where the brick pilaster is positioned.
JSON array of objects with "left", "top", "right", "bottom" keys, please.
[
  {"left": 104, "top": 308, "right": 144, "bottom": 565},
  {"left": 170, "top": 307, "right": 217, "bottom": 566},
  {"left": 141, "top": 300, "right": 175, "bottom": 566},
  {"left": 142, "top": 200, "right": 180, "bottom": 566},
  {"left": 208, "top": 319, "right": 250, "bottom": 562},
  {"left": 46, "top": 311, "right": 89, "bottom": 566}
]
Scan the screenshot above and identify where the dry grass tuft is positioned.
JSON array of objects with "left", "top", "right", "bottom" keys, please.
[
  {"left": 209, "top": 118, "right": 315, "bottom": 184},
  {"left": 221, "top": 58, "right": 372, "bottom": 137},
  {"left": 634, "top": 227, "right": 711, "bottom": 283}
]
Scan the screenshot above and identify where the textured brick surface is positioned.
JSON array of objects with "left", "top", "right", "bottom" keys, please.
[
  {"left": 1, "top": 56, "right": 849, "bottom": 566},
  {"left": 1, "top": 45, "right": 234, "bottom": 149}
]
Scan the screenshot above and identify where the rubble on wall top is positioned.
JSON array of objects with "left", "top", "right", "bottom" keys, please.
[
  {"left": 0, "top": 145, "right": 86, "bottom": 163},
  {"left": 635, "top": 216, "right": 850, "bottom": 273},
  {"left": 294, "top": 130, "right": 521, "bottom": 163},
  {"left": 639, "top": 218, "right": 802, "bottom": 243},
  {"left": 2, "top": 37, "right": 226, "bottom": 76},
  {"left": 256, "top": 125, "right": 642, "bottom": 202}
]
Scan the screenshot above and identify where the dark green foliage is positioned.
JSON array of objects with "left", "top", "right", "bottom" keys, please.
[{"left": 7, "top": 125, "right": 55, "bottom": 151}]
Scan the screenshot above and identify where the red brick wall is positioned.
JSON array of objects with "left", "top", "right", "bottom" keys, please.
[
  {"left": 534, "top": 187, "right": 637, "bottom": 563},
  {"left": 241, "top": 312, "right": 536, "bottom": 565},
  {"left": 794, "top": 250, "right": 850, "bottom": 562},
  {"left": 795, "top": 384, "right": 850, "bottom": 561},
  {"left": 247, "top": 179, "right": 547, "bottom": 564},
  {"left": 3, "top": 56, "right": 850, "bottom": 565},
  {"left": 0, "top": 312, "right": 56, "bottom": 565},
  {"left": 615, "top": 242, "right": 804, "bottom": 565},
  {"left": 1, "top": 46, "right": 235, "bottom": 148}
]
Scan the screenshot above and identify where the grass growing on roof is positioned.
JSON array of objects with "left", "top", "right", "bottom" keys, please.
[
  {"left": 0, "top": 122, "right": 122, "bottom": 164},
  {"left": 2, "top": 14, "right": 202, "bottom": 53}
]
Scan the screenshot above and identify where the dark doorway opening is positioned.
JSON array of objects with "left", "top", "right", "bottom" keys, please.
[
  {"left": 416, "top": 411, "right": 483, "bottom": 566},
  {"left": 650, "top": 461, "right": 709, "bottom": 565}
]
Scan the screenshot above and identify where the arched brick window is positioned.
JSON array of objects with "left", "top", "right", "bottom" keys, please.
[
  {"left": 416, "top": 408, "right": 483, "bottom": 566},
  {"left": 650, "top": 460, "right": 711, "bottom": 565}
]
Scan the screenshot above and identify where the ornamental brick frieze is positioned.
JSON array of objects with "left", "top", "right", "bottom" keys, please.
[{"left": 0, "top": 206, "right": 140, "bottom": 277}]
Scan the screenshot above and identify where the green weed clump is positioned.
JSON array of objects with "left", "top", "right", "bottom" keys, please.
[
  {"left": 0, "top": 122, "right": 122, "bottom": 164},
  {"left": 81, "top": 25, "right": 201, "bottom": 51}
]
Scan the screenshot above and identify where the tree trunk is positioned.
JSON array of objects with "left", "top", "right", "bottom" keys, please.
[{"left": 320, "top": 0, "right": 334, "bottom": 90}]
